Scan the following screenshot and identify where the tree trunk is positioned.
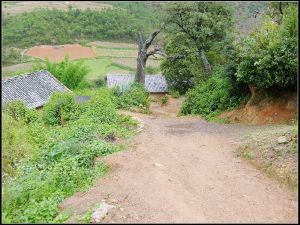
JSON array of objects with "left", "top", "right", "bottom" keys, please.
[
  {"left": 135, "top": 54, "right": 147, "bottom": 84},
  {"left": 135, "top": 30, "right": 161, "bottom": 85},
  {"left": 198, "top": 49, "right": 212, "bottom": 74},
  {"left": 135, "top": 32, "right": 146, "bottom": 85}
]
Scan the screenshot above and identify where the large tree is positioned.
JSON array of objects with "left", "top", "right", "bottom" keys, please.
[
  {"left": 135, "top": 29, "right": 185, "bottom": 84},
  {"left": 164, "top": 2, "right": 234, "bottom": 74}
]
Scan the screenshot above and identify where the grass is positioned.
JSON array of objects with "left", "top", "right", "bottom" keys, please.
[
  {"left": 82, "top": 57, "right": 133, "bottom": 83},
  {"left": 94, "top": 47, "right": 137, "bottom": 58},
  {"left": 236, "top": 125, "right": 298, "bottom": 193},
  {"left": 2, "top": 67, "right": 34, "bottom": 78}
]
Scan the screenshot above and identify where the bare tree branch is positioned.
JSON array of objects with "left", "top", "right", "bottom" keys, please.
[{"left": 144, "top": 30, "right": 161, "bottom": 50}]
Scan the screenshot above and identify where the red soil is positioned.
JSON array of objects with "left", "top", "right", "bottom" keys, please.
[
  {"left": 219, "top": 93, "right": 297, "bottom": 125},
  {"left": 25, "top": 44, "right": 97, "bottom": 62}
]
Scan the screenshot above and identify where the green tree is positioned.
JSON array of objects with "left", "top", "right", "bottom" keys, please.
[
  {"left": 164, "top": 2, "right": 234, "bottom": 74},
  {"left": 234, "top": 5, "right": 298, "bottom": 95},
  {"left": 160, "top": 33, "right": 203, "bottom": 94}
]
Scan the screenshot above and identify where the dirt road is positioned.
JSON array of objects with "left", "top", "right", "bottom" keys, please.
[{"left": 61, "top": 98, "right": 298, "bottom": 223}]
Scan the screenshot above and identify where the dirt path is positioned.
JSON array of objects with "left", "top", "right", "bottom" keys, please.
[{"left": 61, "top": 98, "right": 298, "bottom": 223}]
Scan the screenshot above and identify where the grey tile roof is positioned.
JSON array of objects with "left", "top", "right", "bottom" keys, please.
[
  {"left": 106, "top": 74, "right": 168, "bottom": 93},
  {"left": 2, "top": 70, "right": 68, "bottom": 108}
]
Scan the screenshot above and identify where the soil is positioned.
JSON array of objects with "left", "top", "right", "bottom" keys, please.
[
  {"left": 219, "top": 92, "right": 297, "bottom": 125},
  {"left": 25, "top": 44, "right": 97, "bottom": 62},
  {"left": 60, "top": 97, "right": 298, "bottom": 223}
]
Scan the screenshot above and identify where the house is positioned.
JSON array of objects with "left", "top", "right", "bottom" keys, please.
[
  {"left": 2, "top": 70, "right": 69, "bottom": 109},
  {"left": 106, "top": 74, "right": 168, "bottom": 93}
]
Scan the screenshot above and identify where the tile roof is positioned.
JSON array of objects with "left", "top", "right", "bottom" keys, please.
[
  {"left": 106, "top": 74, "right": 168, "bottom": 93},
  {"left": 2, "top": 70, "right": 68, "bottom": 108}
]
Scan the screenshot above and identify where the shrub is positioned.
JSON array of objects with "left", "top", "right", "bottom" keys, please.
[
  {"left": 2, "top": 113, "right": 37, "bottom": 180},
  {"left": 33, "top": 56, "right": 90, "bottom": 90},
  {"left": 169, "top": 89, "right": 180, "bottom": 98},
  {"left": 3, "top": 100, "right": 27, "bottom": 121},
  {"left": 161, "top": 95, "right": 169, "bottom": 106},
  {"left": 43, "top": 92, "right": 77, "bottom": 125},
  {"left": 85, "top": 89, "right": 118, "bottom": 124},
  {"left": 116, "top": 82, "right": 150, "bottom": 112},
  {"left": 145, "top": 66, "right": 159, "bottom": 74},
  {"left": 234, "top": 6, "right": 297, "bottom": 90},
  {"left": 2, "top": 48, "right": 22, "bottom": 66},
  {"left": 181, "top": 69, "right": 247, "bottom": 119}
]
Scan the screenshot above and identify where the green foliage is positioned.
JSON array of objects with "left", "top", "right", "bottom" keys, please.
[
  {"left": 161, "top": 33, "right": 204, "bottom": 94},
  {"left": 161, "top": 95, "right": 169, "bottom": 106},
  {"left": 3, "top": 100, "right": 27, "bottom": 121},
  {"left": 145, "top": 66, "right": 159, "bottom": 74},
  {"left": 33, "top": 56, "right": 90, "bottom": 90},
  {"left": 234, "top": 6, "right": 298, "bottom": 90},
  {"left": 164, "top": 2, "right": 234, "bottom": 52},
  {"left": 2, "top": 48, "right": 22, "bottom": 66},
  {"left": 115, "top": 82, "right": 150, "bottom": 113},
  {"left": 2, "top": 113, "right": 37, "bottom": 180},
  {"left": 84, "top": 89, "right": 118, "bottom": 124},
  {"left": 3, "top": 6, "right": 162, "bottom": 48},
  {"left": 2, "top": 89, "right": 138, "bottom": 223},
  {"left": 169, "top": 89, "right": 180, "bottom": 98},
  {"left": 42, "top": 92, "right": 77, "bottom": 125},
  {"left": 181, "top": 69, "right": 247, "bottom": 119}
]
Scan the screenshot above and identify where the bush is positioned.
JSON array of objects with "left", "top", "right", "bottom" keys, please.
[
  {"left": 169, "top": 89, "right": 180, "bottom": 98},
  {"left": 181, "top": 69, "right": 247, "bottom": 119},
  {"left": 3, "top": 100, "right": 27, "bottom": 121},
  {"left": 161, "top": 95, "right": 169, "bottom": 106},
  {"left": 2, "top": 113, "right": 34, "bottom": 180},
  {"left": 85, "top": 89, "right": 118, "bottom": 124},
  {"left": 145, "top": 66, "right": 159, "bottom": 74},
  {"left": 43, "top": 92, "right": 77, "bottom": 125},
  {"left": 115, "top": 82, "right": 150, "bottom": 113},
  {"left": 234, "top": 6, "right": 297, "bottom": 90},
  {"left": 2, "top": 48, "right": 22, "bottom": 66},
  {"left": 33, "top": 56, "right": 90, "bottom": 90}
]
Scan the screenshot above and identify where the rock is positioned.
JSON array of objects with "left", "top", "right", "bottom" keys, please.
[
  {"left": 92, "top": 202, "right": 115, "bottom": 223},
  {"left": 153, "top": 163, "right": 163, "bottom": 167},
  {"left": 277, "top": 136, "right": 288, "bottom": 144}
]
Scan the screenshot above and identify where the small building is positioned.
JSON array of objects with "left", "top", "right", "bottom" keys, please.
[
  {"left": 2, "top": 70, "right": 69, "bottom": 109},
  {"left": 106, "top": 74, "right": 168, "bottom": 93}
]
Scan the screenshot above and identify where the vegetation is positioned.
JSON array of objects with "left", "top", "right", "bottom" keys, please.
[
  {"left": 237, "top": 125, "right": 298, "bottom": 193},
  {"left": 42, "top": 92, "right": 77, "bottom": 125},
  {"left": 2, "top": 89, "right": 138, "bottom": 223},
  {"left": 3, "top": 5, "right": 162, "bottom": 49},
  {"left": 164, "top": 2, "right": 234, "bottom": 74},
  {"left": 161, "top": 33, "right": 204, "bottom": 94},
  {"left": 161, "top": 95, "right": 169, "bottom": 106},
  {"left": 113, "top": 82, "right": 150, "bottom": 113},
  {"left": 181, "top": 68, "right": 247, "bottom": 119},
  {"left": 234, "top": 5, "right": 297, "bottom": 91},
  {"left": 33, "top": 56, "right": 90, "bottom": 90},
  {"left": 162, "top": 2, "right": 298, "bottom": 120}
]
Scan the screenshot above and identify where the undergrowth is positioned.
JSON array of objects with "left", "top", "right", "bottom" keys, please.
[{"left": 2, "top": 89, "right": 138, "bottom": 223}]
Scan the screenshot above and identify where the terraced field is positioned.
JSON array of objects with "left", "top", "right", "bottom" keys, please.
[{"left": 2, "top": 40, "right": 163, "bottom": 83}]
